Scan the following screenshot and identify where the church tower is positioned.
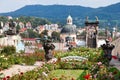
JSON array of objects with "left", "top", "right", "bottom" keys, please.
[
  {"left": 67, "top": 15, "right": 73, "bottom": 25},
  {"left": 85, "top": 16, "right": 99, "bottom": 48}
]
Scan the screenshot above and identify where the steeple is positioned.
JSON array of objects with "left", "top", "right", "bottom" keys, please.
[{"left": 67, "top": 15, "right": 73, "bottom": 25}]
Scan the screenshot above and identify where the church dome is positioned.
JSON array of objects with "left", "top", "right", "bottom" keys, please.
[
  {"left": 61, "top": 24, "right": 77, "bottom": 34},
  {"left": 61, "top": 15, "right": 77, "bottom": 34}
]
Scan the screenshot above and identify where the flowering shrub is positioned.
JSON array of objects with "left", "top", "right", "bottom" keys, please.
[
  {"left": 0, "top": 55, "right": 11, "bottom": 69},
  {"left": 1, "top": 46, "right": 16, "bottom": 56},
  {"left": 54, "top": 47, "right": 102, "bottom": 62},
  {"left": 0, "top": 51, "right": 45, "bottom": 69},
  {"left": 61, "top": 56, "right": 88, "bottom": 61},
  {"left": 22, "top": 52, "right": 45, "bottom": 65},
  {"left": 8, "top": 55, "right": 24, "bottom": 65},
  {"left": 58, "top": 60, "right": 90, "bottom": 69},
  {"left": 88, "top": 62, "right": 120, "bottom": 80},
  {"left": 8, "top": 63, "right": 50, "bottom": 80},
  {"left": 1, "top": 47, "right": 120, "bottom": 80}
]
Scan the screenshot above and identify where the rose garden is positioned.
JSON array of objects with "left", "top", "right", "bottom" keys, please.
[{"left": 0, "top": 43, "right": 120, "bottom": 80}]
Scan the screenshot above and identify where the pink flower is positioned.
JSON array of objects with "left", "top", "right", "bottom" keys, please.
[
  {"left": 109, "top": 72, "right": 113, "bottom": 78},
  {"left": 97, "top": 62, "right": 102, "bottom": 66},
  {"left": 94, "top": 74, "right": 97, "bottom": 78}
]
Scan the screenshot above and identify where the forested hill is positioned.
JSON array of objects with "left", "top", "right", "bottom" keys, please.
[
  {"left": 1, "top": 3, "right": 120, "bottom": 19},
  {"left": 0, "top": 5, "right": 94, "bottom": 19},
  {"left": 0, "top": 3, "right": 120, "bottom": 27}
]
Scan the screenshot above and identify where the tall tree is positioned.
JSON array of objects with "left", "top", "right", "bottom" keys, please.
[
  {"left": 20, "top": 29, "right": 39, "bottom": 38},
  {"left": 39, "top": 30, "right": 48, "bottom": 39},
  {"left": 51, "top": 31, "right": 60, "bottom": 41}
]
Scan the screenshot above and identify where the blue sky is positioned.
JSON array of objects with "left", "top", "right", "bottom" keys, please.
[{"left": 0, "top": 0, "right": 120, "bottom": 13}]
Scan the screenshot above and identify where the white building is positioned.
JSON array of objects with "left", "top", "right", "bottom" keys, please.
[{"left": 44, "top": 24, "right": 59, "bottom": 31}]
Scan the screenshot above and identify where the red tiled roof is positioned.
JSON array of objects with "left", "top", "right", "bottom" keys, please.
[
  {"left": 37, "top": 44, "right": 43, "bottom": 48},
  {"left": 22, "top": 38, "right": 36, "bottom": 41},
  {"left": 69, "top": 42, "right": 76, "bottom": 46},
  {"left": 19, "top": 28, "right": 27, "bottom": 32}
]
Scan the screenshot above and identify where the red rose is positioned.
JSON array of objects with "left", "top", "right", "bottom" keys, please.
[
  {"left": 112, "top": 56, "right": 118, "bottom": 59},
  {"left": 71, "top": 77, "right": 75, "bottom": 80},
  {"left": 2, "top": 78, "right": 6, "bottom": 80},
  {"left": 113, "top": 71, "right": 118, "bottom": 74},
  {"left": 20, "top": 72, "right": 23, "bottom": 75},
  {"left": 83, "top": 74, "right": 91, "bottom": 79},
  {"left": 52, "top": 78, "right": 58, "bottom": 80},
  {"left": 6, "top": 76, "right": 10, "bottom": 79}
]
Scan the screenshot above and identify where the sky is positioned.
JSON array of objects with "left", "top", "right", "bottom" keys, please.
[{"left": 0, "top": 0, "right": 120, "bottom": 13}]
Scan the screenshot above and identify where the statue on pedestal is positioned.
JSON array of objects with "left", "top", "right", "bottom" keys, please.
[
  {"left": 4, "top": 20, "right": 16, "bottom": 35},
  {"left": 42, "top": 37, "right": 55, "bottom": 61},
  {"left": 101, "top": 39, "right": 115, "bottom": 61}
]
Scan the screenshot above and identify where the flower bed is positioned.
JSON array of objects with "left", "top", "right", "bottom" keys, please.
[
  {"left": 1, "top": 47, "right": 120, "bottom": 80},
  {"left": 54, "top": 47, "right": 102, "bottom": 62},
  {"left": 0, "top": 51, "right": 45, "bottom": 70},
  {"left": 57, "top": 60, "right": 90, "bottom": 70},
  {"left": 7, "top": 61, "right": 120, "bottom": 80}
]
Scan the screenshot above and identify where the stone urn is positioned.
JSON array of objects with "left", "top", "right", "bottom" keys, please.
[{"left": 101, "top": 39, "right": 115, "bottom": 61}]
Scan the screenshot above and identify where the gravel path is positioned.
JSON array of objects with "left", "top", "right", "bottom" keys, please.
[
  {"left": 0, "top": 61, "right": 45, "bottom": 77},
  {"left": 0, "top": 58, "right": 57, "bottom": 77},
  {"left": 109, "top": 57, "right": 120, "bottom": 70}
]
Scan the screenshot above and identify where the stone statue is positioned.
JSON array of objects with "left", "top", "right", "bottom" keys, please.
[
  {"left": 101, "top": 39, "right": 115, "bottom": 61},
  {"left": 9, "top": 20, "right": 15, "bottom": 29},
  {"left": 5, "top": 20, "right": 16, "bottom": 35},
  {"left": 43, "top": 39, "right": 55, "bottom": 61}
]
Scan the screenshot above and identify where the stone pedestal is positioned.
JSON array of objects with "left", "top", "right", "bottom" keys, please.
[{"left": 43, "top": 42, "right": 55, "bottom": 61}]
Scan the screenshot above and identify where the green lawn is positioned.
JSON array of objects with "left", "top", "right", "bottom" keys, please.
[{"left": 49, "top": 69, "right": 84, "bottom": 80}]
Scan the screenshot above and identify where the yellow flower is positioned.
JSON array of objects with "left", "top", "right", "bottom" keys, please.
[
  {"left": 4, "top": 58, "right": 8, "bottom": 60},
  {"left": 0, "top": 55, "right": 5, "bottom": 58}
]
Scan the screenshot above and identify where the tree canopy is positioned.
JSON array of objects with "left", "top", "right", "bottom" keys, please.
[
  {"left": 20, "top": 29, "right": 39, "bottom": 38},
  {"left": 51, "top": 31, "right": 60, "bottom": 41}
]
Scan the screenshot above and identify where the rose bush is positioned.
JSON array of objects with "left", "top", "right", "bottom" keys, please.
[{"left": 1, "top": 47, "right": 120, "bottom": 80}]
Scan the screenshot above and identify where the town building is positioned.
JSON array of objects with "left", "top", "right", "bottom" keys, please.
[
  {"left": 22, "top": 38, "right": 42, "bottom": 53},
  {"left": 26, "top": 22, "right": 32, "bottom": 29},
  {"left": 0, "top": 19, "right": 24, "bottom": 52},
  {"left": 19, "top": 22, "right": 25, "bottom": 28}
]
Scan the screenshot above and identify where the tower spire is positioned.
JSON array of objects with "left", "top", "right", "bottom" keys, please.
[{"left": 67, "top": 15, "right": 73, "bottom": 25}]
